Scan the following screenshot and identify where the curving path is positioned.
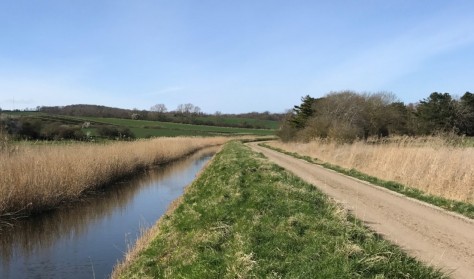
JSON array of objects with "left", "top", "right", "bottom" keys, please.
[{"left": 248, "top": 142, "right": 474, "bottom": 279}]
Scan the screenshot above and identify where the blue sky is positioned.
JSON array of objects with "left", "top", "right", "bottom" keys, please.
[{"left": 0, "top": 0, "right": 473, "bottom": 113}]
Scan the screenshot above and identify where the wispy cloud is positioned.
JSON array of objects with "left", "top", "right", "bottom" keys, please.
[{"left": 313, "top": 13, "right": 474, "bottom": 94}]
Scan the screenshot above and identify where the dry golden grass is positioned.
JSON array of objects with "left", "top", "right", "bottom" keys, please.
[
  {"left": 0, "top": 137, "right": 228, "bottom": 217},
  {"left": 270, "top": 136, "right": 474, "bottom": 203}
]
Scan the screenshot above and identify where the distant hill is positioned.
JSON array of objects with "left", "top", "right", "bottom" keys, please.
[
  {"left": 1, "top": 108, "right": 279, "bottom": 141},
  {"left": 36, "top": 104, "right": 283, "bottom": 130}
]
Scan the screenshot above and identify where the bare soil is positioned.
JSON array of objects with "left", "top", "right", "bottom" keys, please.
[{"left": 248, "top": 142, "right": 474, "bottom": 279}]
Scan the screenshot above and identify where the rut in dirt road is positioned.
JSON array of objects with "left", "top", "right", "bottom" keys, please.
[{"left": 248, "top": 142, "right": 474, "bottom": 279}]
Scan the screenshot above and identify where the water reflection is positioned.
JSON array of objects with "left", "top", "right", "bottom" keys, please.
[{"left": 0, "top": 147, "right": 218, "bottom": 279}]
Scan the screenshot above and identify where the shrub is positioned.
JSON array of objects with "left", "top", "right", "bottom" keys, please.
[
  {"left": 18, "top": 119, "right": 42, "bottom": 139},
  {"left": 41, "top": 123, "right": 85, "bottom": 140},
  {"left": 97, "top": 126, "right": 135, "bottom": 140}
]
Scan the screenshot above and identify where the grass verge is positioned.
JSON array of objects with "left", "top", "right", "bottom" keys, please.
[
  {"left": 113, "top": 141, "right": 446, "bottom": 278},
  {"left": 260, "top": 143, "right": 474, "bottom": 219}
]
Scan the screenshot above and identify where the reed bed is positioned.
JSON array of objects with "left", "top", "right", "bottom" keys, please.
[
  {"left": 0, "top": 137, "right": 228, "bottom": 217},
  {"left": 270, "top": 136, "right": 474, "bottom": 203}
]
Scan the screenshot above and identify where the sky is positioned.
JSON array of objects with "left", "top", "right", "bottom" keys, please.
[{"left": 0, "top": 0, "right": 473, "bottom": 113}]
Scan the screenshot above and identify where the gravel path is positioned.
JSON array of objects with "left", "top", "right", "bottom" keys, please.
[{"left": 248, "top": 142, "right": 474, "bottom": 279}]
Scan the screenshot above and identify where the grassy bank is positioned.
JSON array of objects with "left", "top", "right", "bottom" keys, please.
[
  {"left": 113, "top": 141, "right": 446, "bottom": 278},
  {"left": 0, "top": 137, "right": 228, "bottom": 219}
]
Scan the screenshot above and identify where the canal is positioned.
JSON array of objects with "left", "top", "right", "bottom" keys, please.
[{"left": 0, "top": 147, "right": 217, "bottom": 279}]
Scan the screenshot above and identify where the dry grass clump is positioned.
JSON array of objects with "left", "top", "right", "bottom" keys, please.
[
  {"left": 270, "top": 136, "right": 474, "bottom": 203},
  {"left": 0, "top": 137, "right": 228, "bottom": 217}
]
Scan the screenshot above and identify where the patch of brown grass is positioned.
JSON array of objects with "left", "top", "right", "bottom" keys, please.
[
  {"left": 0, "top": 137, "right": 228, "bottom": 217},
  {"left": 270, "top": 136, "right": 474, "bottom": 203}
]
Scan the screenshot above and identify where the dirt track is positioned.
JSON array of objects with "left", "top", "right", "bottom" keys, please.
[{"left": 248, "top": 142, "right": 474, "bottom": 279}]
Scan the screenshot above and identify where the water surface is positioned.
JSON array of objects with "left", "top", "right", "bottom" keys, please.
[{"left": 0, "top": 148, "right": 216, "bottom": 279}]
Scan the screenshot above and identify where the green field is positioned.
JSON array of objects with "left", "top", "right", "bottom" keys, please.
[
  {"left": 77, "top": 116, "right": 276, "bottom": 137},
  {"left": 114, "top": 142, "right": 445, "bottom": 278},
  {"left": 1, "top": 112, "right": 277, "bottom": 138},
  {"left": 194, "top": 115, "right": 280, "bottom": 129}
]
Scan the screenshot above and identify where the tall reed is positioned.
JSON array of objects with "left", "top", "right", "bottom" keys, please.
[
  {"left": 270, "top": 136, "right": 474, "bottom": 203},
  {"left": 0, "top": 137, "right": 228, "bottom": 217}
]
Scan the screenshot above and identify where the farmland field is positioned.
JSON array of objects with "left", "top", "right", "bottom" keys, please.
[
  {"left": 1, "top": 112, "right": 277, "bottom": 138},
  {"left": 77, "top": 116, "right": 276, "bottom": 137}
]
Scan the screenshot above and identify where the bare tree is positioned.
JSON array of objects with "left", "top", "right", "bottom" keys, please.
[
  {"left": 150, "top": 104, "right": 167, "bottom": 113},
  {"left": 283, "top": 91, "right": 400, "bottom": 142},
  {"left": 176, "top": 103, "right": 198, "bottom": 115},
  {"left": 184, "top": 103, "right": 194, "bottom": 114},
  {"left": 192, "top": 106, "right": 202, "bottom": 115},
  {"left": 176, "top": 104, "right": 186, "bottom": 114}
]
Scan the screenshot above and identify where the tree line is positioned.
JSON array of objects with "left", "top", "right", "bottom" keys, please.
[{"left": 278, "top": 91, "right": 474, "bottom": 142}]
